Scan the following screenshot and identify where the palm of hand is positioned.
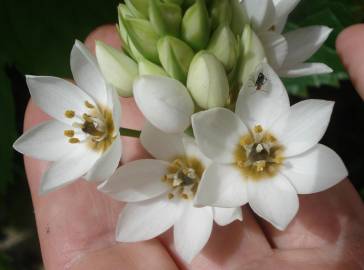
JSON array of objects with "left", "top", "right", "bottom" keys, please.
[{"left": 24, "top": 25, "right": 364, "bottom": 270}]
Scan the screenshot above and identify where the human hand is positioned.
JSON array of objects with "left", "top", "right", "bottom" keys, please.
[{"left": 23, "top": 24, "right": 364, "bottom": 270}]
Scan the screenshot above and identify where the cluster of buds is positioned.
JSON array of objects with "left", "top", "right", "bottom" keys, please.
[{"left": 96, "top": 0, "right": 266, "bottom": 109}]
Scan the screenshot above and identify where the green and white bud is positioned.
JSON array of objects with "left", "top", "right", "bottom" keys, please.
[
  {"left": 157, "top": 36, "right": 195, "bottom": 83},
  {"left": 237, "top": 24, "right": 266, "bottom": 86},
  {"left": 95, "top": 41, "right": 138, "bottom": 97},
  {"left": 138, "top": 59, "right": 168, "bottom": 76},
  {"left": 187, "top": 51, "right": 230, "bottom": 109},
  {"left": 207, "top": 25, "right": 238, "bottom": 71},
  {"left": 181, "top": 0, "right": 211, "bottom": 50},
  {"left": 149, "top": 0, "right": 182, "bottom": 36},
  {"left": 121, "top": 16, "right": 160, "bottom": 64},
  {"left": 210, "top": 0, "right": 232, "bottom": 29},
  {"left": 125, "top": 0, "right": 149, "bottom": 19},
  {"left": 164, "top": 0, "right": 184, "bottom": 5},
  {"left": 229, "top": 0, "right": 248, "bottom": 36}
]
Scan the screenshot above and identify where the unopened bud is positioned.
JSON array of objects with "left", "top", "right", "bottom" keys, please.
[
  {"left": 96, "top": 41, "right": 138, "bottom": 97},
  {"left": 237, "top": 24, "right": 266, "bottom": 86},
  {"left": 138, "top": 59, "right": 168, "bottom": 76},
  {"left": 207, "top": 25, "right": 238, "bottom": 71},
  {"left": 125, "top": 0, "right": 149, "bottom": 19},
  {"left": 229, "top": 0, "right": 248, "bottom": 36},
  {"left": 181, "top": 0, "right": 211, "bottom": 50},
  {"left": 210, "top": 0, "right": 232, "bottom": 29},
  {"left": 149, "top": 0, "right": 182, "bottom": 36},
  {"left": 158, "top": 36, "right": 195, "bottom": 83},
  {"left": 187, "top": 51, "right": 229, "bottom": 109}
]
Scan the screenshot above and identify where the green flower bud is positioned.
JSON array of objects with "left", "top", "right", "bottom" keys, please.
[
  {"left": 207, "top": 25, "right": 238, "bottom": 71},
  {"left": 138, "top": 59, "right": 168, "bottom": 76},
  {"left": 237, "top": 24, "right": 266, "bottom": 86},
  {"left": 210, "top": 0, "right": 232, "bottom": 29},
  {"left": 187, "top": 51, "right": 230, "bottom": 109},
  {"left": 181, "top": 0, "right": 211, "bottom": 50},
  {"left": 157, "top": 36, "right": 195, "bottom": 83},
  {"left": 229, "top": 0, "right": 248, "bottom": 36},
  {"left": 95, "top": 41, "right": 138, "bottom": 97},
  {"left": 149, "top": 0, "right": 182, "bottom": 36},
  {"left": 125, "top": 0, "right": 149, "bottom": 19},
  {"left": 117, "top": 4, "right": 133, "bottom": 55},
  {"left": 121, "top": 16, "right": 160, "bottom": 64},
  {"left": 164, "top": 0, "right": 184, "bottom": 5}
]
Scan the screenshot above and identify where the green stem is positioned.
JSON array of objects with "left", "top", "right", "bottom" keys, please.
[{"left": 119, "top": 127, "right": 141, "bottom": 138}]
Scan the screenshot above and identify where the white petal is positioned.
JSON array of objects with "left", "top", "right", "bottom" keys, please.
[
  {"left": 259, "top": 31, "right": 288, "bottom": 69},
  {"left": 182, "top": 136, "right": 211, "bottom": 168},
  {"left": 99, "top": 159, "right": 170, "bottom": 202},
  {"left": 40, "top": 146, "right": 100, "bottom": 194},
  {"left": 134, "top": 75, "right": 194, "bottom": 133},
  {"left": 247, "top": 174, "right": 299, "bottom": 230},
  {"left": 13, "top": 120, "right": 74, "bottom": 161},
  {"left": 236, "top": 62, "right": 290, "bottom": 130},
  {"left": 273, "top": 0, "right": 300, "bottom": 21},
  {"left": 243, "top": 0, "right": 276, "bottom": 31},
  {"left": 71, "top": 40, "right": 108, "bottom": 106},
  {"left": 283, "top": 26, "right": 333, "bottom": 66},
  {"left": 26, "top": 76, "right": 95, "bottom": 125},
  {"left": 278, "top": 62, "right": 333, "bottom": 77},
  {"left": 282, "top": 144, "right": 348, "bottom": 194},
  {"left": 174, "top": 205, "right": 213, "bottom": 263},
  {"left": 84, "top": 137, "right": 122, "bottom": 182},
  {"left": 270, "top": 99, "right": 334, "bottom": 157},
  {"left": 213, "top": 207, "right": 243, "bottom": 226},
  {"left": 116, "top": 195, "right": 182, "bottom": 242},
  {"left": 194, "top": 163, "right": 248, "bottom": 208},
  {"left": 107, "top": 85, "right": 122, "bottom": 129},
  {"left": 140, "top": 122, "right": 185, "bottom": 161},
  {"left": 275, "top": 15, "right": 287, "bottom": 34},
  {"left": 192, "top": 108, "right": 248, "bottom": 163}
]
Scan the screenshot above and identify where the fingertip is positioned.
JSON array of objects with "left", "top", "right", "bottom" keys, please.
[
  {"left": 336, "top": 24, "right": 364, "bottom": 99},
  {"left": 84, "top": 24, "right": 121, "bottom": 53}
]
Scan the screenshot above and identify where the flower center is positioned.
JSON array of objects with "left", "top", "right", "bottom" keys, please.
[
  {"left": 234, "top": 125, "right": 284, "bottom": 180},
  {"left": 63, "top": 101, "right": 115, "bottom": 153},
  {"left": 162, "top": 157, "right": 204, "bottom": 200}
]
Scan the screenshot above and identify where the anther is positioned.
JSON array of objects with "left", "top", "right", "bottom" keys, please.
[
  {"left": 254, "top": 125, "right": 263, "bottom": 133},
  {"left": 64, "top": 130, "right": 75, "bottom": 138},
  {"left": 168, "top": 193, "right": 174, "bottom": 200},
  {"left": 84, "top": 101, "right": 95, "bottom": 109},
  {"left": 69, "top": 138, "right": 80, "bottom": 144},
  {"left": 65, "top": 110, "right": 75, "bottom": 118}
]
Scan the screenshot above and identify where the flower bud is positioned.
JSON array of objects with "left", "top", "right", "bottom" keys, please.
[
  {"left": 157, "top": 36, "right": 195, "bottom": 83},
  {"left": 95, "top": 41, "right": 138, "bottom": 97},
  {"left": 164, "top": 0, "right": 184, "bottom": 5},
  {"left": 229, "top": 0, "right": 248, "bottom": 36},
  {"left": 237, "top": 24, "right": 266, "bottom": 86},
  {"left": 181, "top": 0, "right": 211, "bottom": 50},
  {"left": 121, "top": 16, "right": 160, "bottom": 64},
  {"left": 210, "top": 0, "right": 232, "bottom": 29},
  {"left": 207, "top": 25, "right": 238, "bottom": 71},
  {"left": 149, "top": 0, "right": 182, "bottom": 36},
  {"left": 187, "top": 51, "right": 230, "bottom": 109},
  {"left": 125, "top": 0, "right": 149, "bottom": 19},
  {"left": 138, "top": 59, "right": 168, "bottom": 76}
]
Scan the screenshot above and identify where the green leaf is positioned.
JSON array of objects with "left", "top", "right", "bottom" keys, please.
[{"left": 285, "top": 0, "right": 364, "bottom": 96}]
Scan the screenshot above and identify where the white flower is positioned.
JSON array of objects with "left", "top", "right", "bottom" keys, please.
[
  {"left": 13, "top": 41, "right": 122, "bottom": 194},
  {"left": 192, "top": 62, "right": 347, "bottom": 230},
  {"left": 240, "top": 0, "right": 333, "bottom": 77},
  {"left": 133, "top": 75, "right": 195, "bottom": 133},
  {"left": 99, "top": 122, "right": 242, "bottom": 263}
]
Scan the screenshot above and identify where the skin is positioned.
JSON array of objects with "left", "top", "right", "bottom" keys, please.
[{"left": 23, "top": 24, "right": 364, "bottom": 270}]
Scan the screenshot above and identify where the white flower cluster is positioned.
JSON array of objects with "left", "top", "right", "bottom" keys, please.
[{"left": 13, "top": 0, "right": 347, "bottom": 264}]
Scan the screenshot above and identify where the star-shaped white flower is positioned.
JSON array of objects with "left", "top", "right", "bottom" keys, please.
[
  {"left": 13, "top": 41, "right": 122, "bottom": 194},
  {"left": 192, "top": 62, "right": 347, "bottom": 230},
  {"left": 241, "top": 0, "right": 333, "bottom": 77},
  {"left": 99, "top": 122, "right": 242, "bottom": 263}
]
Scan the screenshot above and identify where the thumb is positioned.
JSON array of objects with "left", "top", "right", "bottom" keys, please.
[{"left": 336, "top": 24, "right": 364, "bottom": 100}]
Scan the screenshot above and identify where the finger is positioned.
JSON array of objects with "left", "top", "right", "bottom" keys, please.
[
  {"left": 257, "top": 179, "right": 364, "bottom": 250},
  {"left": 336, "top": 24, "right": 364, "bottom": 100}
]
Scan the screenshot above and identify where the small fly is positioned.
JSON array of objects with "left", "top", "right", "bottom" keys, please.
[{"left": 255, "top": 72, "right": 267, "bottom": 90}]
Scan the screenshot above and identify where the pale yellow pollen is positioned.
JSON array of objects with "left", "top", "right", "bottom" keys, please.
[
  {"left": 69, "top": 138, "right": 80, "bottom": 144},
  {"left": 65, "top": 110, "right": 75, "bottom": 118},
  {"left": 254, "top": 125, "right": 263, "bottom": 133},
  {"left": 64, "top": 130, "right": 75, "bottom": 138}
]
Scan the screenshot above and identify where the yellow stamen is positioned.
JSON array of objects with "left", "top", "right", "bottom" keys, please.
[
  {"left": 69, "top": 138, "right": 80, "bottom": 144},
  {"left": 85, "top": 101, "right": 95, "bottom": 109},
  {"left": 64, "top": 130, "right": 75, "bottom": 138},
  {"left": 65, "top": 110, "right": 75, "bottom": 118},
  {"left": 254, "top": 125, "right": 263, "bottom": 133}
]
